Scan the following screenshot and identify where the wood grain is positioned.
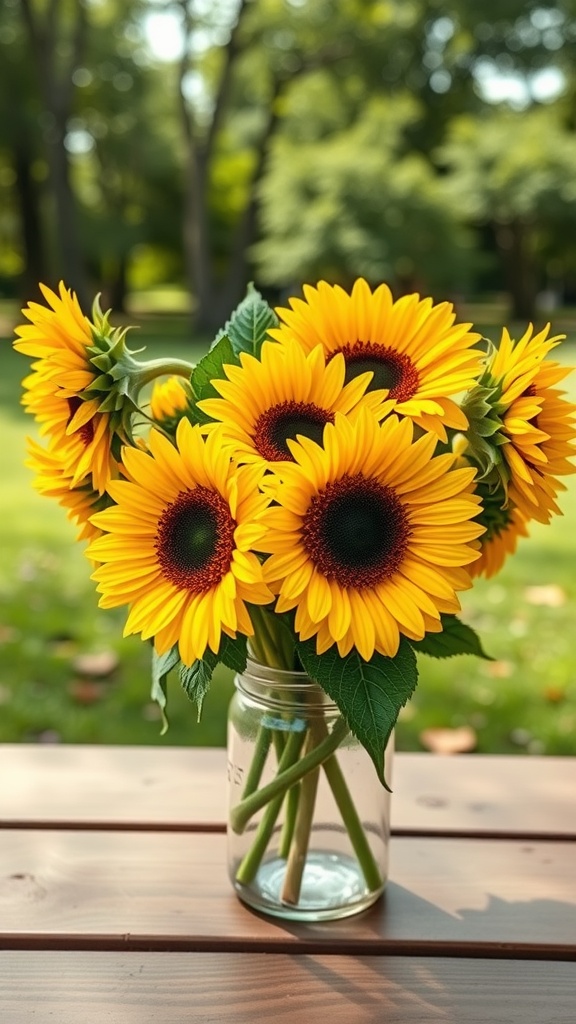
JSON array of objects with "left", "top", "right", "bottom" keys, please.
[
  {"left": 0, "top": 952, "right": 574, "bottom": 1023},
  {"left": 0, "top": 745, "right": 224, "bottom": 830},
  {"left": 2, "top": 745, "right": 575, "bottom": 838},
  {"left": 1, "top": 830, "right": 574, "bottom": 957}
]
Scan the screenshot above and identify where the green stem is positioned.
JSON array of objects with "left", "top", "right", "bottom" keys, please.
[
  {"left": 230, "top": 716, "right": 349, "bottom": 835},
  {"left": 278, "top": 782, "right": 300, "bottom": 859},
  {"left": 234, "top": 791, "right": 285, "bottom": 885},
  {"left": 234, "top": 727, "right": 306, "bottom": 885},
  {"left": 241, "top": 726, "right": 272, "bottom": 800},
  {"left": 132, "top": 357, "right": 195, "bottom": 390},
  {"left": 273, "top": 727, "right": 286, "bottom": 760},
  {"left": 276, "top": 616, "right": 296, "bottom": 668},
  {"left": 322, "top": 752, "right": 382, "bottom": 891},
  {"left": 248, "top": 606, "right": 287, "bottom": 669},
  {"left": 249, "top": 606, "right": 296, "bottom": 670},
  {"left": 240, "top": 612, "right": 300, "bottom": 858},
  {"left": 280, "top": 740, "right": 320, "bottom": 904}
]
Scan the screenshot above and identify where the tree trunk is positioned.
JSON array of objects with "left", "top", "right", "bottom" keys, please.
[
  {"left": 176, "top": 0, "right": 250, "bottom": 333},
  {"left": 493, "top": 218, "right": 537, "bottom": 322},
  {"left": 19, "top": 0, "right": 90, "bottom": 307},
  {"left": 181, "top": 143, "right": 215, "bottom": 332},
  {"left": 104, "top": 254, "right": 128, "bottom": 314},
  {"left": 176, "top": 3, "right": 338, "bottom": 330},
  {"left": 12, "top": 137, "right": 47, "bottom": 298},
  {"left": 219, "top": 81, "right": 283, "bottom": 318},
  {"left": 43, "top": 126, "right": 90, "bottom": 303}
]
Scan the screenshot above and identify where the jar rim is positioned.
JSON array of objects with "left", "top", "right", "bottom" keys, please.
[{"left": 235, "top": 656, "right": 337, "bottom": 707}]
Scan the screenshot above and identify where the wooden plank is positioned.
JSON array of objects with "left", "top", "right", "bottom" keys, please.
[
  {"left": 1, "top": 831, "right": 574, "bottom": 957},
  {"left": 0, "top": 745, "right": 224, "bottom": 831},
  {"left": 391, "top": 752, "right": 576, "bottom": 840},
  {"left": 0, "top": 952, "right": 575, "bottom": 1023},
  {"left": 2, "top": 745, "right": 576, "bottom": 838}
]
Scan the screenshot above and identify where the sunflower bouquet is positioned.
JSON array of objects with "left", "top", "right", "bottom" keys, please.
[{"left": 13, "top": 278, "right": 576, "bottom": 913}]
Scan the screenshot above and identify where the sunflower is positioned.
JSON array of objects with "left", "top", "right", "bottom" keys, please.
[
  {"left": 470, "top": 486, "right": 530, "bottom": 579},
  {"left": 480, "top": 325, "right": 576, "bottom": 524},
  {"left": 266, "top": 278, "right": 483, "bottom": 441},
  {"left": 197, "top": 337, "right": 388, "bottom": 467},
  {"left": 149, "top": 376, "right": 192, "bottom": 431},
  {"left": 13, "top": 282, "right": 118, "bottom": 494},
  {"left": 26, "top": 438, "right": 104, "bottom": 543},
  {"left": 86, "top": 419, "right": 274, "bottom": 664},
  {"left": 258, "top": 410, "right": 484, "bottom": 661}
]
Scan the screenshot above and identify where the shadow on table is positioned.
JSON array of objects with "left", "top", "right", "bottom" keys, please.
[
  {"left": 377, "top": 881, "right": 576, "bottom": 950},
  {"left": 270, "top": 887, "right": 576, "bottom": 1022}
]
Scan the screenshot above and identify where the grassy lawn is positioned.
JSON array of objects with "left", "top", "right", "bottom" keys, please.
[{"left": 1, "top": 298, "right": 575, "bottom": 754}]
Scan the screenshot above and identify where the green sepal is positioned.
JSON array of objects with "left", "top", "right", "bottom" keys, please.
[
  {"left": 151, "top": 644, "right": 181, "bottom": 734},
  {"left": 180, "top": 634, "right": 248, "bottom": 720},
  {"left": 89, "top": 373, "right": 115, "bottom": 392},
  {"left": 470, "top": 435, "right": 508, "bottom": 482},
  {"left": 90, "top": 351, "right": 116, "bottom": 373},
  {"left": 409, "top": 614, "right": 494, "bottom": 660},
  {"left": 191, "top": 334, "right": 239, "bottom": 424},
  {"left": 96, "top": 390, "right": 133, "bottom": 414},
  {"left": 460, "top": 382, "right": 510, "bottom": 482},
  {"left": 295, "top": 637, "right": 418, "bottom": 789},
  {"left": 461, "top": 385, "right": 501, "bottom": 436},
  {"left": 212, "top": 282, "right": 278, "bottom": 359},
  {"left": 475, "top": 415, "right": 503, "bottom": 439}
]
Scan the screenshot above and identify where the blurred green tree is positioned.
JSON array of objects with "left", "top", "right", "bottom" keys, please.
[
  {"left": 172, "top": 0, "right": 431, "bottom": 328},
  {"left": 65, "top": 2, "right": 184, "bottom": 310},
  {"left": 0, "top": 2, "right": 48, "bottom": 296},
  {"left": 440, "top": 106, "right": 576, "bottom": 318},
  {"left": 3, "top": 0, "right": 576, "bottom": 317},
  {"left": 18, "top": 0, "right": 91, "bottom": 303},
  {"left": 253, "top": 92, "right": 477, "bottom": 296}
]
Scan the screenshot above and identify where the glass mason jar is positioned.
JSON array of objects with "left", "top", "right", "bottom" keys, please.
[{"left": 227, "top": 658, "right": 392, "bottom": 922}]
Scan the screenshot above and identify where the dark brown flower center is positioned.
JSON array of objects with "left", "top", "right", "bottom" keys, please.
[
  {"left": 331, "top": 341, "right": 420, "bottom": 401},
  {"left": 302, "top": 473, "right": 410, "bottom": 588},
  {"left": 156, "top": 487, "right": 236, "bottom": 591},
  {"left": 253, "top": 401, "right": 334, "bottom": 461},
  {"left": 67, "top": 396, "right": 94, "bottom": 446}
]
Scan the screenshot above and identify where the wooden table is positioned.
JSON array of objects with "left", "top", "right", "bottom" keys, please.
[{"left": 0, "top": 745, "right": 575, "bottom": 1022}]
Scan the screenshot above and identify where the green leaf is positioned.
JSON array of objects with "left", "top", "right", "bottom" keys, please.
[
  {"left": 410, "top": 615, "right": 493, "bottom": 660},
  {"left": 214, "top": 283, "right": 278, "bottom": 359},
  {"left": 151, "top": 644, "right": 181, "bottom": 734},
  {"left": 295, "top": 637, "right": 418, "bottom": 788},
  {"left": 179, "top": 635, "right": 248, "bottom": 720},
  {"left": 180, "top": 650, "right": 218, "bottom": 721},
  {"left": 190, "top": 334, "right": 238, "bottom": 423},
  {"left": 219, "top": 633, "right": 248, "bottom": 673}
]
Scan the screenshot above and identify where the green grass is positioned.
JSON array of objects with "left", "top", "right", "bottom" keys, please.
[{"left": 1, "top": 299, "right": 575, "bottom": 753}]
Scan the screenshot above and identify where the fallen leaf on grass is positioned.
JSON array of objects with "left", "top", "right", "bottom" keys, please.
[
  {"left": 49, "top": 639, "right": 78, "bottom": 658},
  {"left": 0, "top": 625, "right": 18, "bottom": 645},
  {"left": 419, "top": 726, "right": 477, "bottom": 754},
  {"left": 543, "top": 685, "right": 566, "bottom": 704},
  {"left": 67, "top": 680, "right": 107, "bottom": 705},
  {"left": 72, "top": 650, "right": 119, "bottom": 677},
  {"left": 34, "top": 730, "right": 61, "bottom": 744},
  {"left": 524, "top": 584, "right": 566, "bottom": 607},
  {"left": 509, "top": 728, "right": 531, "bottom": 747},
  {"left": 485, "top": 660, "right": 514, "bottom": 679}
]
